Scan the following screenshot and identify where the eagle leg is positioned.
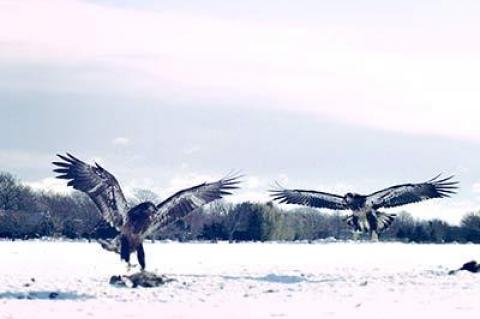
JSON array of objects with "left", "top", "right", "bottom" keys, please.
[
  {"left": 137, "top": 244, "right": 146, "bottom": 271},
  {"left": 120, "top": 236, "right": 131, "bottom": 264},
  {"left": 366, "top": 210, "right": 379, "bottom": 241}
]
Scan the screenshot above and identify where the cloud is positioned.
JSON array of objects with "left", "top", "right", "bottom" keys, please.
[
  {"left": 24, "top": 177, "right": 71, "bottom": 194},
  {"left": 163, "top": 173, "right": 218, "bottom": 195},
  {"left": 183, "top": 145, "right": 201, "bottom": 155},
  {"left": 1, "top": 0, "right": 480, "bottom": 141},
  {"left": 112, "top": 137, "right": 130, "bottom": 146},
  {"left": 228, "top": 175, "right": 269, "bottom": 203}
]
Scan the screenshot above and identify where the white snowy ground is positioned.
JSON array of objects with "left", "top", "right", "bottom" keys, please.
[{"left": 1, "top": 240, "right": 479, "bottom": 319}]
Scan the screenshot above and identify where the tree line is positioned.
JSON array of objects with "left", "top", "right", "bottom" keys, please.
[{"left": 1, "top": 171, "right": 480, "bottom": 243}]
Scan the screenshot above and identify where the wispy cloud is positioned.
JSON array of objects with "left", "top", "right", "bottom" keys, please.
[
  {"left": 112, "top": 137, "right": 130, "bottom": 146},
  {"left": 183, "top": 145, "right": 201, "bottom": 155}
]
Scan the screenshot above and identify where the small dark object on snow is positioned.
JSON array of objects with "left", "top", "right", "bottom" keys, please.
[
  {"left": 49, "top": 292, "right": 59, "bottom": 299},
  {"left": 459, "top": 261, "right": 480, "bottom": 273},
  {"left": 24, "top": 277, "right": 36, "bottom": 287},
  {"left": 449, "top": 260, "right": 480, "bottom": 275},
  {"left": 109, "top": 271, "right": 174, "bottom": 288}
]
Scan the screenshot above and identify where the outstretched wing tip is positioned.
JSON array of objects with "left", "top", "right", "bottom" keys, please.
[
  {"left": 55, "top": 152, "right": 82, "bottom": 165},
  {"left": 368, "top": 173, "right": 459, "bottom": 209},
  {"left": 428, "top": 173, "right": 443, "bottom": 182},
  {"left": 268, "top": 181, "right": 287, "bottom": 194},
  {"left": 431, "top": 174, "right": 459, "bottom": 196},
  {"left": 56, "top": 153, "right": 69, "bottom": 162},
  {"left": 224, "top": 169, "right": 243, "bottom": 177},
  {"left": 53, "top": 154, "right": 71, "bottom": 176},
  {"left": 217, "top": 173, "right": 243, "bottom": 191}
]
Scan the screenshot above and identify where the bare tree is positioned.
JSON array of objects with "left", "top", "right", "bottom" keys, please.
[
  {"left": 461, "top": 212, "right": 480, "bottom": 230},
  {"left": 0, "top": 172, "right": 23, "bottom": 211},
  {"left": 129, "top": 188, "right": 160, "bottom": 206}
]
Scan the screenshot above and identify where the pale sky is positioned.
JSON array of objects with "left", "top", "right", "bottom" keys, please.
[{"left": 1, "top": 0, "right": 480, "bottom": 223}]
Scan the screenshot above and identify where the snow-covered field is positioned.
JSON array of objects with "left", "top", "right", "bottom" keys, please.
[{"left": 1, "top": 240, "right": 479, "bottom": 319}]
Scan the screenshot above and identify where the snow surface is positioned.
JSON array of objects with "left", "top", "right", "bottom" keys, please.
[{"left": 1, "top": 240, "right": 479, "bottom": 319}]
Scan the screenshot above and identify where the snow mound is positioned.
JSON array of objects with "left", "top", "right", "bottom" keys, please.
[{"left": 109, "top": 271, "right": 175, "bottom": 288}]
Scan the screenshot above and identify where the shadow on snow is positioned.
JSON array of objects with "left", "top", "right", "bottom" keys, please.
[
  {"left": 0, "top": 290, "right": 93, "bottom": 300},
  {"left": 165, "top": 273, "right": 341, "bottom": 284}
]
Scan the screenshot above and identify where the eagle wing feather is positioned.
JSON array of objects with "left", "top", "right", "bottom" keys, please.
[
  {"left": 366, "top": 175, "right": 458, "bottom": 209},
  {"left": 142, "top": 175, "right": 241, "bottom": 238},
  {"left": 270, "top": 186, "right": 348, "bottom": 210},
  {"left": 52, "top": 153, "right": 129, "bottom": 230}
]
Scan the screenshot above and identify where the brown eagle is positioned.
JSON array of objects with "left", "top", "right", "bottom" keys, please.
[
  {"left": 270, "top": 175, "right": 458, "bottom": 240},
  {"left": 53, "top": 153, "right": 240, "bottom": 270}
]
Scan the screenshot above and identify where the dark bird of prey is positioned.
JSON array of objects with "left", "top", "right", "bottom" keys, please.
[
  {"left": 53, "top": 153, "right": 241, "bottom": 270},
  {"left": 270, "top": 175, "right": 458, "bottom": 240}
]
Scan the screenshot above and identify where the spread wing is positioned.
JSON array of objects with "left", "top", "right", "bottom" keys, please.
[
  {"left": 270, "top": 185, "right": 348, "bottom": 210},
  {"left": 52, "top": 153, "right": 129, "bottom": 230},
  {"left": 143, "top": 175, "right": 241, "bottom": 237},
  {"left": 366, "top": 175, "right": 458, "bottom": 209}
]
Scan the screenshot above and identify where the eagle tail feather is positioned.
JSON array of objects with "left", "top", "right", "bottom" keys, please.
[{"left": 376, "top": 211, "right": 396, "bottom": 232}]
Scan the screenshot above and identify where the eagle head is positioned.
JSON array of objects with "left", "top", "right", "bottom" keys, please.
[
  {"left": 344, "top": 192, "right": 355, "bottom": 204},
  {"left": 343, "top": 192, "right": 365, "bottom": 209},
  {"left": 142, "top": 202, "right": 157, "bottom": 220},
  {"left": 133, "top": 202, "right": 156, "bottom": 213},
  {"left": 127, "top": 202, "right": 157, "bottom": 228}
]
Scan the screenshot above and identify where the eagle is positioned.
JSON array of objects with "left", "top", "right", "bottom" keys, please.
[
  {"left": 53, "top": 153, "right": 240, "bottom": 270},
  {"left": 270, "top": 175, "right": 458, "bottom": 240}
]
